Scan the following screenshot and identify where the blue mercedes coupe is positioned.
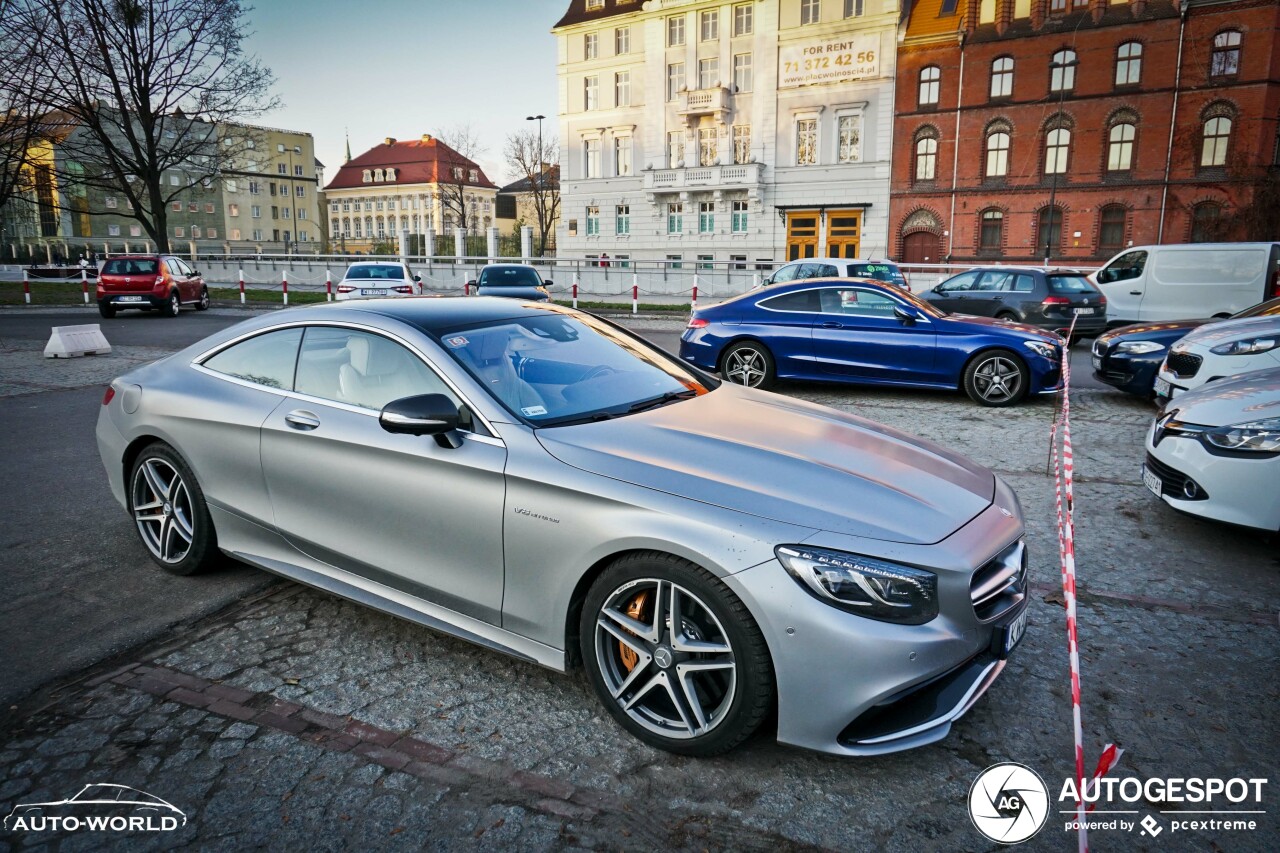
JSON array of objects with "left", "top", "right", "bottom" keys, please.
[{"left": 679, "top": 278, "right": 1065, "bottom": 406}]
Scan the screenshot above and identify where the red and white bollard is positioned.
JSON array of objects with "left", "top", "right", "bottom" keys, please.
[
  {"left": 238, "top": 268, "right": 245, "bottom": 305},
  {"left": 23, "top": 268, "right": 30, "bottom": 304},
  {"left": 692, "top": 273, "right": 699, "bottom": 312},
  {"left": 325, "top": 269, "right": 333, "bottom": 302},
  {"left": 632, "top": 282, "right": 638, "bottom": 315},
  {"left": 81, "top": 268, "right": 89, "bottom": 304},
  {"left": 572, "top": 271, "right": 579, "bottom": 309},
  {"left": 281, "top": 269, "right": 289, "bottom": 306},
  {"left": 464, "top": 280, "right": 471, "bottom": 296}
]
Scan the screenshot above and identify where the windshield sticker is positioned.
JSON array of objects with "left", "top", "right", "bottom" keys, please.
[
  {"left": 445, "top": 336, "right": 469, "bottom": 348},
  {"left": 521, "top": 405, "right": 548, "bottom": 416}
]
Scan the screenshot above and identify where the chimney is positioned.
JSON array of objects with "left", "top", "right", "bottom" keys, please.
[{"left": 384, "top": 137, "right": 396, "bottom": 145}]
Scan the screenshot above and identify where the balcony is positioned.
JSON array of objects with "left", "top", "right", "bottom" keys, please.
[
  {"left": 643, "top": 162, "right": 763, "bottom": 196},
  {"left": 678, "top": 87, "right": 731, "bottom": 122}
]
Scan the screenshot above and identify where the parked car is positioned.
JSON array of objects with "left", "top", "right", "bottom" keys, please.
[
  {"left": 96, "top": 255, "right": 208, "bottom": 318},
  {"left": 468, "top": 264, "right": 552, "bottom": 301},
  {"left": 920, "top": 267, "right": 1106, "bottom": 339},
  {"left": 764, "top": 258, "right": 909, "bottom": 290},
  {"left": 1144, "top": 367, "right": 1280, "bottom": 533},
  {"left": 1093, "top": 297, "right": 1280, "bottom": 396},
  {"left": 97, "top": 298, "right": 1030, "bottom": 757},
  {"left": 680, "top": 277, "right": 1064, "bottom": 406},
  {"left": 1094, "top": 242, "right": 1280, "bottom": 325},
  {"left": 335, "top": 262, "right": 419, "bottom": 300},
  {"left": 1154, "top": 314, "right": 1280, "bottom": 400}
]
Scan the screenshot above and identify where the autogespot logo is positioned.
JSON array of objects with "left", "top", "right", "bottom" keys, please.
[
  {"left": 969, "top": 762, "right": 1051, "bottom": 844},
  {"left": 3, "top": 783, "right": 185, "bottom": 834}
]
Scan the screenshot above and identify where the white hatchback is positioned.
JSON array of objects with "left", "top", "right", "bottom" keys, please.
[
  {"left": 1154, "top": 315, "right": 1280, "bottom": 400},
  {"left": 335, "top": 262, "right": 419, "bottom": 300}
]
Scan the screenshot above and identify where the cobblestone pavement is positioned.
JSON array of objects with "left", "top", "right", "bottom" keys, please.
[{"left": 1, "top": 314, "right": 1277, "bottom": 851}]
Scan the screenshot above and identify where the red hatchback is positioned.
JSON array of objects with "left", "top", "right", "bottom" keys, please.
[{"left": 96, "top": 255, "right": 209, "bottom": 318}]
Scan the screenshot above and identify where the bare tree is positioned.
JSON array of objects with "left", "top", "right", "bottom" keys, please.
[
  {"left": 504, "top": 129, "right": 560, "bottom": 256},
  {"left": 9, "top": 0, "right": 278, "bottom": 252},
  {"left": 435, "top": 124, "right": 489, "bottom": 234}
]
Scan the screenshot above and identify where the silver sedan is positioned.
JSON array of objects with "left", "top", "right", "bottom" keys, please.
[{"left": 96, "top": 297, "right": 1030, "bottom": 757}]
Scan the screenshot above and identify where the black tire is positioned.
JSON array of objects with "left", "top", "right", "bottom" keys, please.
[
  {"left": 128, "top": 443, "right": 219, "bottom": 575},
  {"left": 97, "top": 302, "right": 116, "bottom": 319},
  {"left": 995, "top": 311, "right": 1019, "bottom": 322},
  {"left": 579, "top": 552, "right": 774, "bottom": 757},
  {"left": 162, "top": 290, "right": 180, "bottom": 317},
  {"left": 196, "top": 286, "right": 210, "bottom": 310},
  {"left": 720, "top": 341, "right": 777, "bottom": 390},
  {"left": 963, "top": 349, "right": 1031, "bottom": 407}
]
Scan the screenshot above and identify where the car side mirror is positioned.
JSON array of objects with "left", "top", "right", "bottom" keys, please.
[
  {"left": 379, "top": 394, "right": 463, "bottom": 448},
  {"left": 466, "top": 280, "right": 477, "bottom": 287},
  {"left": 543, "top": 279, "right": 553, "bottom": 286},
  {"left": 894, "top": 305, "right": 919, "bottom": 325},
  {"left": 413, "top": 274, "right": 422, "bottom": 282}
]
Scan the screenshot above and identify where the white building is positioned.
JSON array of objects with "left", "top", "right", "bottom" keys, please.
[{"left": 552, "top": 0, "right": 898, "bottom": 267}]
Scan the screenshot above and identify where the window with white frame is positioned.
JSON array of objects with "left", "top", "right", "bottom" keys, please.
[
  {"left": 985, "top": 125, "right": 1011, "bottom": 177},
  {"left": 667, "top": 202, "right": 684, "bottom": 234},
  {"left": 796, "top": 118, "right": 818, "bottom": 165},
  {"left": 105, "top": 196, "right": 117, "bottom": 209},
  {"left": 1107, "top": 122, "right": 1135, "bottom": 171},
  {"left": 698, "top": 57, "right": 719, "bottom": 90},
  {"left": 1115, "top": 42, "right": 1142, "bottom": 86},
  {"left": 174, "top": 226, "right": 184, "bottom": 237},
  {"left": 668, "top": 16, "right": 685, "bottom": 46},
  {"left": 584, "top": 75, "right": 599, "bottom": 110},
  {"left": 700, "top": 9, "right": 718, "bottom": 41},
  {"left": 699, "top": 127, "right": 717, "bottom": 166},
  {"left": 668, "top": 131, "right": 685, "bottom": 167},
  {"left": 1044, "top": 126, "right": 1071, "bottom": 174},
  {"left": 169, "top": 173, "right": 180, "bottom": 186},
  {"left": 734, "top": 3, "right": 753, "bottom": 35},
  {"left": 697, "top": 254, "right": 714, "bottom": 270},
  {"left": 252, "top": 228, "right": 263, "bottom": 241},
  {"left": 294, "top": 165, "right": 303, "bottom": 176},
  {"left": 108, "top": 224, "right": 120, "bottom": 236},
  {"left": 583, "top": 137, "right": 601, "bottom": 178},
  {"left": 586, "top": 0, "right": 603, "bottom": 9},
  {"left": 616, "top": 204, "right": 630, "bottom": 235},
  {"left": 919, "top": 66, "right": 940, "bottom": 106},
  {"left": 615, "top": 71, "right": 630, "bottom": 107},
  {"left": 844, "top": 0, "right": 864, "bottom": 16},
  {"left": 298, "top": 208, "right": 307, "bottom": 220},
  {"left": 666, "top": 253, "right": 683, "bottom": 269},
  {"left": 584, "top": 32, "right": 598, "bottom": 60},
  {"left": 615, "top": 137, "right": 632, "bottom": 176},
  {"left": 733, "top": 53, "right": 753, "bottom": 92},
  {"left": 1050, "top": 49, "right": 1077, "bottom": 93},
  {"left": 282, "top": 207, "right": 291, "bottom": 219},
  {"left": 616, "top": 27, "right": 630, "bottom": 54},
  {"left": 838, "top": 114, "right": 862, "bottom": 163},
  {"left": 586, "top": 205, "right": 600, "bottom": 235},
  {"left": 800, "top": 0, "right": 820, "bottom": 25},
  {"left": 277, "top": 163, "right": 287, "bottom": 174},
  {"left": 295, "top": 230, "right": 304, "bottom": 242},
  {"left": 733, "top": 125, "right": 751, "bottom": 164},
  {"left": 667, "top": 63, "right": 685, "bottom": 101},
  {"left": 130, "top": 224, "right": 142, "bottom": 237},
  {"left": 990, "top": 57, "right": 1014, "bottom": 98},
  {"left": 249, "top": 180, "right": 260, "bottom": 194},
  {"left": 732, "top": 200, "right": 748, "bottom": 233}
]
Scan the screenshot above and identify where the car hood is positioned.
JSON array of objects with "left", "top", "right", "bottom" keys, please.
[
  {"left": 1099, "top": 319, "right": 1207, "bottom": 346},
  {"left": 1164, "top": 367, "right": 1280, "bottom": 426},
  {"left": 1175, "top": 316, "right": 1280, "bottom": 349},
  {"left": 941, "top": 313, "right": 1059, "bottom": 340},
  {"left": 536, "top": 385, "right": 995, "bottom": 545}
]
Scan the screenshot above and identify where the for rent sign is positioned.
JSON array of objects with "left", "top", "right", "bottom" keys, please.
[{"left": 778, "top": 34, "right": 879, "bottom": 89}]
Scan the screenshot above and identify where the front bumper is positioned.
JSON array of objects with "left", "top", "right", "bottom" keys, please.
[
  {"left": 1144, "top": 428, "right": 1280, "bottom": 531},
  {"left": 1092, "top": 348, "right": 1162, "bottom": 395}
]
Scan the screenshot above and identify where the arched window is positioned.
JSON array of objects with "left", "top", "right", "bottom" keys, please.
[
  {"left": 1107, "top": 122, "right": 1136, "bottom": 172},
  {"left": 1037, "top": 206, "right": 1063, "bottom": 256},
  {"left": 990, "top": 57, "right": 1014, "bottom": 99},
  {"left": 1191, "top": 202, "right": 1223, "bottom": 242},
  {"left": 914, "top": 127, "right": 939, "bottom": 182},
  {"left": 1099, "top": 205, "right": 1126, "bottom": 250},
  {"left": 1044, "top": 127, "right": 1071, "bottom": 175},
  {"left": 1050, "top": 50, "right": 1077, "bottom": 93},
  {"left": 373, "top": 169, "right": 384, "bottom": 181},
  {"left": 979, "top": 209, "right": 1004, "bottom": 252},
  {"left": 361, "top": 170, "right": 371, "bottom": 183},
  {"left": 1210, "top": 31, "right": 1241, "bottom": 78},
  {"left": 985, "top": 124, "right": 1011, "bottom": 178},
  {"left": 386, "top": 168, "right": 397, "bottom": 181},
  {"left": 919, "top": 66, "right": 940, "bottom": 106},
  {"left": 1115, "top": 42, "right": 1142, "bottom": 86},
  {"left": 1201, "top": 116, "right": 1232, "bottom": 167}
]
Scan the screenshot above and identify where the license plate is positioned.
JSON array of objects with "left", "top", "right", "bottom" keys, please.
[
  {"left": 361, "top": 289, "right": 386, "bottom": 296},
  {"left": 997, "top": 607, "right": 1029, "bottom": 659},
  {"left": 117, "top": 295, "right": 144, "bottom": 302},
  {"left": 1142, "top": 464, "right": 1162, "bottom": 498},
  {"left": 1091, "top": 355, "right": 1101, "bottom": 371},
  {"left": 1074, "top": 307, "right": 1095, "bottom": 315},
  {"left": 1154, "top": 376, "right": 1172, "bottom": 397}
]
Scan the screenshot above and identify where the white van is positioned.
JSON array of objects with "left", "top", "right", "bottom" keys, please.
[{"left": 1094, "top": 243, "right": 1280, "bottom": 324}]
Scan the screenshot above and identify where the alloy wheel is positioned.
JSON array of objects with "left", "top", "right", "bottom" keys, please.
[
  {"left": 131, "top": 457, "right": 194, "bottom": 564},
  {"left": 972, "top": 355, "right": 1023, "bottom": 403},
  {"left": 594, "top": 578, "right": 737, "bottom": 740},
  {"left": 725, "top": 348, "right": 767, "bottom": 387}
]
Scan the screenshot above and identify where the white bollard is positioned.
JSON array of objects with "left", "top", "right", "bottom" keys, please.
[
  {"left": 282, "top": 269, "right": 288, "bottom": 306},
  {"left": 572, "top": 270, "right": 579, "bottom": 309},
  {"left": 23, "top": 268, "right": 31, "bottom": 304},
  {"left": 326, "top": 268, "right": 333, "bottom": 301},
  {"left": 239, "top": 268, "right": 245, "bottom": 305}
]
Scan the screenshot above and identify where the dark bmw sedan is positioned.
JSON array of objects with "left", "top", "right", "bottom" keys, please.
[
  {"left": 1092, "top": 296, "right": 1280, "bottom": 395},
  {"left": 680, "top": 277, "right": 1064, "bottom": 406},
  {"left": 920, "top": 267, "right": 1107, "bottom": 340},
  {"left": 469, "top": 264, "right": 551, "bottom": 302}
]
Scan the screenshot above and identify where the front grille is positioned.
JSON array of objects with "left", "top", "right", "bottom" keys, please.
[
  {"left": 1144, "top": 453, "right": 1209, "bottom": 501},
  {"left": 970, "top": 540, "right": 1028, "bottom": 622},
  {"left": 1165, "top": 351, "right": 1202, "bottom": 378},
  {"left": 1092, "top": 339, "right": 1107, "bottom": 358}
]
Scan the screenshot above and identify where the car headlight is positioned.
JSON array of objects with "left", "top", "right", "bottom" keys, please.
[
  {"left": 775, "top": 546, "right": 939, "bottom": 624},
  {"left": 1210, "top": 336, "right": 1280, "bottom": 356},
  {"left": 1115, "top": 340, "right": 1166, "bottom": 355},
  {"left": 1202, "top": 417, "right": 1280, "bottom": 453},
  {"left": 1023, "top": 340, "right": 1060, "bottom": 360}
]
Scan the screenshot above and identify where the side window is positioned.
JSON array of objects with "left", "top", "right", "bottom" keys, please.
[
  {"left": 976, "top": 271, "right": 1014, "bottom": 291},
  {"left": 1013, "top": 274, "right": 1035, "bottom": 293},
  {"left": 760, "top": 289, "right": 820, "bottom": 312},
  {"left": 203, "top": 329, "right": 302, "bottom": 391},
  {"left": 819, "top": 288, "right": 899, "bottom": 318},
  {"left": 938, "top": 271, "right": 979, "bottom": 293},
  {"left": 295, "top": 327, "right": 457, "bottom": 414},
  {"left": 1100, "top": 250, "right": 1147, "bottom": 283},
  {"left": 771, "top": 263, "right": 801, "bottom": 284},
  {"left": 171, "top": 258, "right": 193, "bottom": 276},
  {"left": 816, "top": 264, "right": 840, "bottom": 278}
]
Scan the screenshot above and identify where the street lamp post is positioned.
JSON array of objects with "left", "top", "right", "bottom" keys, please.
[{"left": 526, "top": 114, "right": 545, "bottom": 257}]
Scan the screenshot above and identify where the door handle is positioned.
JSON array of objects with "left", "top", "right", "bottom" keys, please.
[
  {"left": 1129, "top": 290, "right": 1142, "bottom": 296},
  {"left": 284, "top": 410, "right": 321, "bottom": 430},
  {"left": 820, "top": 321, "right": 843, "bottom": 329}
]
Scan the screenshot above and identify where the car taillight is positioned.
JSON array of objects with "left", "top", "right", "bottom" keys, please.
[
  {"left": 1042, "top": 295, "right": 1071, "bottom": 306},
  {"left": 102, "top": 386, "right": 115, "bottom": 406},
  {"left": 1096, "top": 293, "right": 1107, "bottom": 305},
  {"left": 154, "top": 275, "right": 165, "bottom": 287},
  {"left": 337, "top": 285, "right": 355, "bottom": 293},
  {"left": 687, "top": 316, "right": 709, "bottom": 329},
  {"left": 393, "top": 285, "right": 413, "bottom": 294}
]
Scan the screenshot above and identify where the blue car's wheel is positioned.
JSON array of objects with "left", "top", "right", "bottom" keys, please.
[
  {"left": 963, "top": 350, "right": 1030, "bottom": 407},
  {"left": 721, "top": 342, "right": 776, "bottom": 390}
]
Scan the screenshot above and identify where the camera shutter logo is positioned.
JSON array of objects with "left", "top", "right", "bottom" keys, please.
[{"left": 968, "top": 762, "right": 1050, "bottom": 844}]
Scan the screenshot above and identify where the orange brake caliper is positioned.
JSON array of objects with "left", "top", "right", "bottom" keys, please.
[{"left": 619, "top": 592, "right": 649, "bottom": 672}]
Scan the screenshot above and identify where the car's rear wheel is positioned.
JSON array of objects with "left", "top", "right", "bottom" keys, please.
[
  {"left": 98, "top": 303, "right": 116, "bottom": 319},
  {"left": 196, "top": 286, "right": 210, "bottom": 310},
  {"left": 162, "top": 291, "right": 180, "bottom": 317},
  {"left": 129, "top": 443, "right": 219, "bottom": 575},
  {"left": 721, "top": 341, "right": 776, "bottom": 390},
  {"left": 580, "top": 553, "right": 773, "bottom": 756},
  {"left": 963, "top": 350, "right": 1030, "bottom": 407}
]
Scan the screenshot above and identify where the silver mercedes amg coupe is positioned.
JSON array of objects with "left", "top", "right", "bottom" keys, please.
[{"left": 96, "top": 297, "right": 1031, "bottom": 757}]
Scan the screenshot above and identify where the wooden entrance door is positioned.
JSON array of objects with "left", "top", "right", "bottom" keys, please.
[
  {"left": 902, "top": 231, "right": 940, "bottom": 264},
  {"left": 827, "top": 212, "right": 862, "bottom": 258},
  {"left": 786, "top": 212, "right": 819, "bottom": 261}
]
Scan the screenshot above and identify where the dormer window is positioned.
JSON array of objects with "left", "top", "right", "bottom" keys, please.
[
  {"left": 362, "top": 169, "right": 371, "bottom": 182},
  {"left": 453, "top": 166, "right": 464, "bottom": 180},
  {"left": 469, "top": 169, "right": 478, "bottom": 182},
  {"left": 374, "top": 168, "right": 384, "bottom": 181},
  {"left": 385, "top": 167, "right": 396, "bottom": 181}
]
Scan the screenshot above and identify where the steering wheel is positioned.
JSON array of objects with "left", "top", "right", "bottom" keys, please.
[{"left": 581, "top": 364, "right": 619, "bottom": 381}]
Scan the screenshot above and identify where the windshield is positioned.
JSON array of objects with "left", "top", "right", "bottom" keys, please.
[
  {"left": 848, "top": 263, "right": 907, "bottom": 287},
  {"left": 479, "top": 266, "right": 542, "bottom": 287},
  {"left": 345, "top": 265, "right": 404, "bottom": 280},
  {"left": 102, "top": 258, "right": 157, "bottom": 275},
  {"left": 1046, "top": 274, "right": 1097, "bottom": 293},
  {"left": 1234, "top": 297, "right": 1280, "bottom": 319},
  {"left": 438, "top": 313, "right": 712, "bottom": 426},
  {"left": 894, "top": 285, "right": 948, "bottom": 318}
]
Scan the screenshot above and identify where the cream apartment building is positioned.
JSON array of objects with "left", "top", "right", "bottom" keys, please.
[
  {"left": 219, "top": 123, "right": 323, "bottom": 253},
  {"left": 553, "top": 0, "right": 898, "bottom": 267}
]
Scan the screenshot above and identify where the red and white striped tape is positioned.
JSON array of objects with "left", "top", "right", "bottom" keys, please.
[{"left": 1048, "top": 316, "right": 1121, "bottom": 852}]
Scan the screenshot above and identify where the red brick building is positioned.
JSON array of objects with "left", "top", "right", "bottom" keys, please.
[{"left": 889, "top": 0, "right": 1280, "bottom": 266}]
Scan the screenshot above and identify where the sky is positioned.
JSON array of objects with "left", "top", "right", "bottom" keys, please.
[{"left": 242, "top": 0, "right": 562, "bottom": 188}]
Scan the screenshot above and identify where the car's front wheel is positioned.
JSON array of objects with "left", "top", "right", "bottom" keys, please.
[
  {"left": 721, "top": 341, "right": 776, "bottom": 390},
  {"left": 580, "top": 553, "right": 774, "bottom": 756},
  {"left": 196, "top": 286, "right": 210, "bottom": 310},
  {"left": 963, "top": 350, "right": 1030, "bottom": 407},
  {"left": 129, "top": 443, "right": 219, "bottom": 575}
]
